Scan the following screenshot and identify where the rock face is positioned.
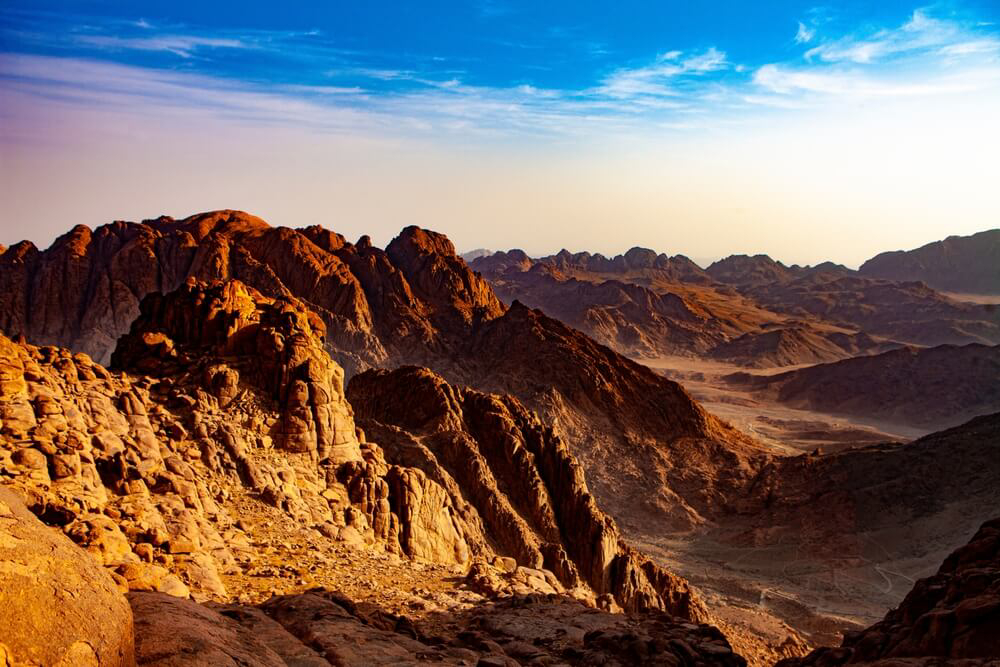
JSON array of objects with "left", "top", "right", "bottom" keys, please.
[
  {"left": 777, "top": 516, "right": 1000, "bottom": 665},
  {"left": 0, "top": 486, "right": 135, "bottom": 667},
  {"left": 450, "top": 300, "right": 768, "bottom": 530},
  {"left": 860, "top": 228, "right": 1000, "bottom": 295},
  {"left": 347, "top": 365, "right": 706, "bottom": 617},
  {"left": 128, "top": 588, "right": 745, "bottom": 667},
  {"left": 725, "top": 343, "right": 1000, "bottom": 430}
]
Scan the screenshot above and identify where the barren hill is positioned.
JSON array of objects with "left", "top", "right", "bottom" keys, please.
[
  {"left": 860, "top": 228, "right": 1000, "bottom": 296},
  {"left": 725, "top": 343, "right": 1000, "bottom": 430}
]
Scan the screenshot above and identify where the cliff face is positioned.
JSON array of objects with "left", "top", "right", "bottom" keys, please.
[{"left": 347, "top": 365, "right": 705, "bottom": 617}]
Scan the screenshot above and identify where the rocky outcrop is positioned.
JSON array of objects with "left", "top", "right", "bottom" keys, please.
[
  {"left": 128, "top": 588, "right": 745, "bottom": 667},
  {"left": 111, "top": 279, "right": 362, "bottom": 464},
  {"left": 0, "top": 211, "right": 771, "bottom": 534},
  {"left": 777, "top": 517, "right": 1000, "bottom": 665},
  {"left": 725, "top": 343, "right": 1000, "bottom": 430},
  {"left": 348, "top": 365, "right": 707, "bottom": 617},
  {"left": 0, "top": 486, "right": 135, "bottom": 667},
  {"left": 860, "top": 228, "right": 1000, "bottom": 295}
]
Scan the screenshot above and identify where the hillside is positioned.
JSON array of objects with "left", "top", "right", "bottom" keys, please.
[{"left": 860, "top": 229, "right": 1000, "bottom": 295}]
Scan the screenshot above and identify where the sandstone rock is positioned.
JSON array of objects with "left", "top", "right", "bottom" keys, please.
[
  {"left": 0, "top": 486, "right": 135, "bottom": 667},
  {"left": 129, "top": 591, "right": 291, "bottom": 666}
]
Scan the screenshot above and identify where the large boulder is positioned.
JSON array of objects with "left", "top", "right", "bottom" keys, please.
[{"left": 0, "top": 486, "right": 135, "bottom": 667}]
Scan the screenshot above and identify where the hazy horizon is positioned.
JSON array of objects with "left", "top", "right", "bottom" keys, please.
[{"left": 2, "top": 1, "right": 999, "bottom": 266}]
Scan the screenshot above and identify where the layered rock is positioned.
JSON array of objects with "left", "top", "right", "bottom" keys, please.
[
  {"left": 0, "top": 486, "right": 135, "bottom": 667},
  {"left": 777, "top": 517, "right": 1000, "bottom": 665}
]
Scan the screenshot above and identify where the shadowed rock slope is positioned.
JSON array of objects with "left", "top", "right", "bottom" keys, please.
[
  {"left": 860, "top": 228, "right": 1000, "bottom": 296},
  {"left": 725, "top": 343, "right": 1000, "bottom": 430},
  {"left": 777, "top": 516, "right": 1000, "bottom": 665}
]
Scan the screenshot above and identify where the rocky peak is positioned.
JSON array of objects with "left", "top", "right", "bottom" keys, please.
[
  {"left": 347, "top": 364, "right": 708, "bottom": 618},
  {"left": 385, "top": 225, "right": 505, "bottom": 325},
  {"left": 111, "top": 279, "right": 362, "bottom": 465}
]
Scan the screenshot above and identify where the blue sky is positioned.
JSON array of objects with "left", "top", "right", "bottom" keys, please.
[{"left": 1, "top": 1, "right": 999, "bottom": 264}]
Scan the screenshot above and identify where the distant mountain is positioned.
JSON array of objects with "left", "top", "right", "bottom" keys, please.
[
  {"left": 860, "top": 229, "right": 1000, "bottom": 295},
  {"left": 726, "top": 342, "right": 1000, "bottom": 430},
  {"left": 459, "top": 247, "right": 494, "bottom": 261}
]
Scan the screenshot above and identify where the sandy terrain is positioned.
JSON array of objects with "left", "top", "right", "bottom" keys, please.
[{"left": 640, "top": 355, "right": 925, "bottom": 454}]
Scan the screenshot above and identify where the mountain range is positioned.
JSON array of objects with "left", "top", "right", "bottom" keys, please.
[{"left": 1, "top": 211, "right": 998, "bottom": 666}]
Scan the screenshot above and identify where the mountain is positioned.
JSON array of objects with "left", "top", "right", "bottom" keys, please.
[
  {"left": 706, "top": 259, "right": 1000, "bottom": 349},
  {"left": 0, "top": 210, "right": 768, "bottom": 530},
  {"left": 0, "top": 284, "right": 751, "bottom": 665},
  {"left": 459, "top": 247, "right": 494, "bottom": 261},
  {"left": 860, "top": 229, "right": 1000, "bottom": 296},
  {"left": 725, "top": 343, "right": 1000, "bottom": 430},
  {"left": 708, "top": 326, "right": 895, "bottom": 368}
]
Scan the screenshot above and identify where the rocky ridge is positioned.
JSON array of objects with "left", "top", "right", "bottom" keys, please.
[
  {"left": 860, "top": 228, "right": 1000, "bottom": 295},
  {"left": 725, "top": 343, "right": 1000, "bottom": 430}
]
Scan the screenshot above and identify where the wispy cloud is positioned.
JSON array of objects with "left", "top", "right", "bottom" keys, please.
[
  {"left": 76, "top": 34, "right": 251, "bottom": 58},
  {"left": 1, "top": 5, "right": 998, "bottom": 141},
  {"left": 805, "top": 8, "right": 1000, "bottom": 63},
  {"left": 795, "top": 21, "right": 816, "bottom": 44},
  {"left": 598, "top": 47, "right": 728, "bottom": 99}
]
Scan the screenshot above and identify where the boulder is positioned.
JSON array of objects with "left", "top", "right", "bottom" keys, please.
[{"left": 0, "top": 486, "right": 135, "bottom": 667}]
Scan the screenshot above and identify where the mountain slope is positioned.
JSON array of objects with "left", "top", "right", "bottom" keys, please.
[
  {"left": 860, "top": 229, "right": 1000, "bottom": 295},
  {"left": 725, "top": 343, "right": 1000, "bottom": 430},
  {"left": 0, "top": 210, "right": 768, "bottom": 532}
]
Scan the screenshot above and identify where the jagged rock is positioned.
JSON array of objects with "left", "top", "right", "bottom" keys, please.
[
  {"left": 0, "top": 486, "right": 135, "bottom": 667},
  {"left": 348, "top": 365, "right": 708, "bottom": 619},
  {"left": 112, "top": 279, "right": 362, "bottom": 466}
]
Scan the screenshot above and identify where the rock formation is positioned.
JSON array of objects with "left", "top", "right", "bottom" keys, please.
[
  {"left": 347, "top": 365, "right": 705, "bottom": 616},
  {"left": 725, "top": 343, "right": 1000, "bottom": 430}
]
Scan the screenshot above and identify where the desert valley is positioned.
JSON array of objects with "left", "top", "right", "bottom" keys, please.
[{"left": 0, "top": 210, "right": 997, "bottom": 666}]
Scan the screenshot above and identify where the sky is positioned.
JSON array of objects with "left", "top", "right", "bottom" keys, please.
[{"left": 1, "top": 1, "right": 999, "bottom": 267}]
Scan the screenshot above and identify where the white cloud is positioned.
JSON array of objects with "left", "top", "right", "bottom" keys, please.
[
  {"left": 795, "top": 22, "right": 816, "bottom": 44},
  {"left": 804, "top": 8, "right": 998, "bottom": 63},
  {"left": 76, "top": 34, "right": 250, "bottom": 58},
  {"left": 598, "top": 47, "right": 728, "bottom": 99}
]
